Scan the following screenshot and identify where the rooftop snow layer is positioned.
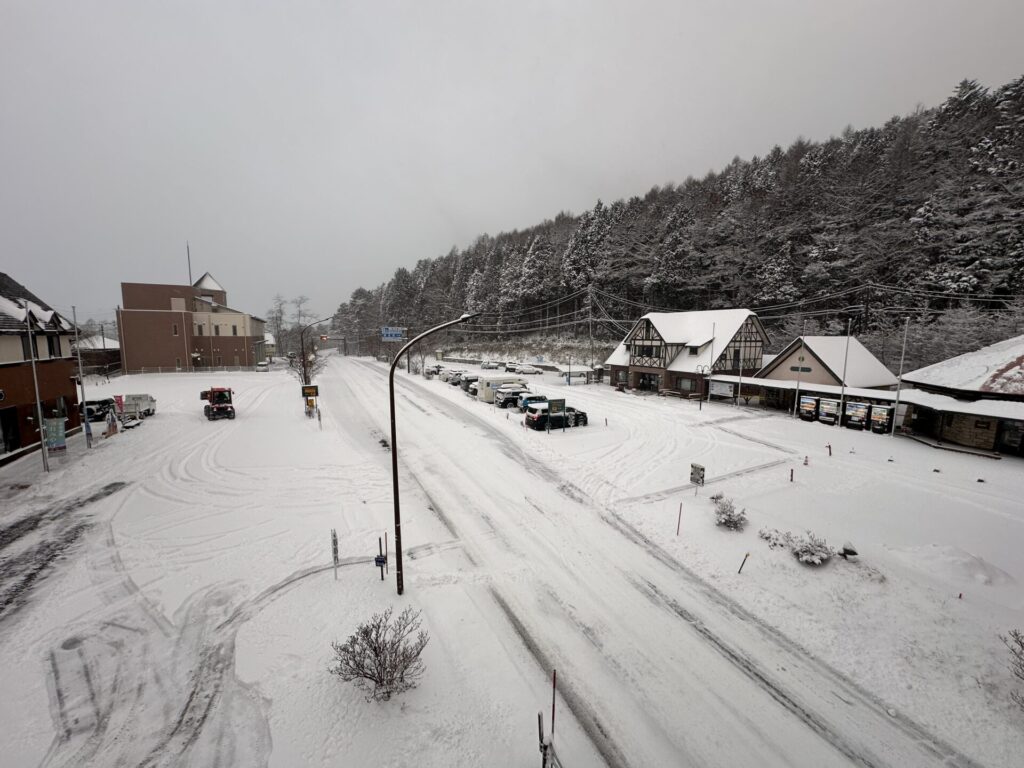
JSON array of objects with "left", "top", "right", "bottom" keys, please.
[{"left": 902, "top": 334, "right": 1024, "bottom": 395}]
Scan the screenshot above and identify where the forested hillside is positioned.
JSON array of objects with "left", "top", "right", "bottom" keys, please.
[{"left": 329, "top": 77, "right": 1024, "bottom": 371}]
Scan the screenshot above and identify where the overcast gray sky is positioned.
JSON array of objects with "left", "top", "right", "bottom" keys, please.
[{"left": 3, "top": 0, "right": 1023, "bottom": 326}]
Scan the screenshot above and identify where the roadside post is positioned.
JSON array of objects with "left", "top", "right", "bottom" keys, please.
[
  {"left": 690, "top": 463, "right": 705, "bottom": 497},
  {"left": 331, "top": 528, "right": 339, "bottom": 580},
  {"left": 376, "top": 537, "right": 386, "bottom": 581}
]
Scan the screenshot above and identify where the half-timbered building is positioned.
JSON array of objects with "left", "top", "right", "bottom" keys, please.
[{"left": 604, "top": 309, "right": 769, "bottom": 395}]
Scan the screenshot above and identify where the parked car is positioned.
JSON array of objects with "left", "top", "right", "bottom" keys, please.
[
  {"left": 449, "top": 371, "right": 468, "bottom": 386},
  {"left": 480, "top": 360, "right": 501, "bottom": 370},
  {"left": 518, "top": 393, "right": 549, "bottom": 412},
  {"left": 518, "top": 364, "right": 542, "bottom": 375},
  {"left": 524, "top": 402, "right": 589, "bottom": 430},
  {"left": 504, "top": 361, "right": 521, "bottom": 372},
  {"left": 255, "top": 361, "right": 269, "bottom": 372},
  {"left": 495, "top": 386, "right": 530, "bottom": 408},
  {"left": 467, "top": 382, "right": 479, "bottom": 397},
  {"left": 82, "top": 398, "right": 116, "bottom": 422},
  {"left": 439, "top": 368, "right": 465, "bottom": 383},
  {"left": 459, "top": 374, "right": 480, "bottom": 391}
]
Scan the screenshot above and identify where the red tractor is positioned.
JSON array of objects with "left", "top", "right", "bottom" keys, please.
[{"left": 200, "top": 388, "right": 235, "bottom": 420}]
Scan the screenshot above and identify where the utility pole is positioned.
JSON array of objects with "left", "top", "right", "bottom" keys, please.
[
  {"left": 72, "top": 306, "right": 91, "bottom": 448},
  {"left": 24, "top": 300, "right": 50, "bottom": 472},
  {"left": 838, "top": 317, "right": 852, "bottom": 427},
  {"left": 891, "top": 316, "right": 910, "bottom": 437}
]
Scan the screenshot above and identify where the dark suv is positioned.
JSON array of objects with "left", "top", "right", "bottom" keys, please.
[
  {"left": 495, "top": 387, "right": 530, "bottom": 408},
  {"left": 524, "top": 403, "right": 588, "bottom": 430},
  {"left": 82, "top": 398, "right": 116, "bottom": 422}
]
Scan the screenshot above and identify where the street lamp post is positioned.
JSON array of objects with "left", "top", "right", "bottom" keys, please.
[
  {"left": 298, "top": 315, "right": 337, "bottom": 385},
  {"left": 390, "top": 312, "right": 478, "bottom": 595},
  {"left": 694, "top": 365, "right": 710, "bottom": 411}
]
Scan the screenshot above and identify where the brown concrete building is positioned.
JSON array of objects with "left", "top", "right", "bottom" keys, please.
[
  {"left": 117, "top": 273, "right": 266, "bottom": 372},
  {"left": 0, "top": 273, "right": 81, "bottom": 457}
]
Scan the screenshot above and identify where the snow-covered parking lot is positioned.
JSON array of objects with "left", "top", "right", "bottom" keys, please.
[{"left": 1, "top": 355, "right": 1021, "bottom": 767}]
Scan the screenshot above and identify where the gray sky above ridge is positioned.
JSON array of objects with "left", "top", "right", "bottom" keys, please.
[{"left": 3, "top": 0, "right": 1023, "bottom": 324}]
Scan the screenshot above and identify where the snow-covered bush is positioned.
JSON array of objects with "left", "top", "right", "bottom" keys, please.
[
  {"left": 712, "top": 496, "right": 747, "bottom": 530},
  {"left": 790, "top": 531, "right": 835, "bottom": 565},
  {"left": 1002, "top": 629, "right": 1024, "bottom": 712},
  {"left": 329, "top": 606, "right": 429, "bottom": 702},
  {"left": 759, "top": 527, "right": 793, "bottom": 550},
  {"left": 759, "top": 528, "right": 835, "bottom": 565}
]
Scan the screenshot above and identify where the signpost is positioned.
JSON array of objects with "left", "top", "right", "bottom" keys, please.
[
  {"left": 301, "top": 385, "right": 319, "bottom": 398},
  {"left": 548, "top": 399, "right": 566, "bottom": 432},
  {"left": 380, "top": 327, "right": 406, "bottom": 342},
  {"left": 709, "top": 380, "right": 733, "bottom": 398},
  {"left": 690, "top": 463, "right": 705, "bottom": 496}
]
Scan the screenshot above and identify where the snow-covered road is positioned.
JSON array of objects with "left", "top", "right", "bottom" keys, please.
[
  {"left": 0, "top": 355, "right": 1017, "bottom": 766},
  {"left": 338, "top": 358, "right": 979, "bottom": 767}
]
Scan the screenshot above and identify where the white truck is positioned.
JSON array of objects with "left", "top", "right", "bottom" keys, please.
[
  {"left": 123, "top": 393, "right": 157, "bottom": 418},
  {"left": 477, "top": 376, "right": 528, "bottom": 403}
]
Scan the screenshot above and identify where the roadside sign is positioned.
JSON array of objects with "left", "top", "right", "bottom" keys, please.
[
  {"left": 381, "top": 326, "right": 406, "bottom": 341},
  {"left": 690, "top": 463, "right": 705, "bottom": 486},
  {"left": 374, "top": 555, "right": 386, "bottom": 567},
  {"left": 709, "top": 380, "right": 733, "bottom": 397},
  {"left": 301, "top": 385, "right": 319, "bottom": 398},
  {"left": 548, "top": 399, "right": 566, "bottom": 416}
]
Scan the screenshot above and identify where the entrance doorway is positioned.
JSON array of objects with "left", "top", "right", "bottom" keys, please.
[{"left": 0, "top": 407, "right": 20, "bottom": 453}]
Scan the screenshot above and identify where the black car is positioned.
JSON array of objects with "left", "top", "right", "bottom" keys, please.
[
  {"left": 81, "top": 398, "right": 116, "bottom": 422},
  {"left": 523, "top": 403, "right": 588, "bottom": 430},
  {"left": 495, "top": 387, "right": 530, "bottom": 408}
]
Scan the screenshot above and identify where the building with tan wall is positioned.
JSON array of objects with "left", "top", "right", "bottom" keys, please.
[{"left": 116, "top": 273, "right": 266, "bottom": 372}]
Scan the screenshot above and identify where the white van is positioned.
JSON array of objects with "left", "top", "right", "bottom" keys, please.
[{"left": 477, "top": 376, "right": 528, "bottom": 403}]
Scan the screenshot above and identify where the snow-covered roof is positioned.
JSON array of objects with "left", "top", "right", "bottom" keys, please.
[
  {"left": 193, "top": 272, "right": 225, "bottom": 292},
  {"left": 902, "top": 334, "right": 1024, "bottom": 396},
  {"left": 604, "top": 309, "right": 762, "bottom": 372},
  {"left": 74, "top": 336, "right": 121, "bottom": 351},
  {"left": 711, "top": 375, "right": 1024, "bottom": 420},
  {"left": 0, "top": 273, "right": 72, "bottom": 333},
  {"left": 761, "top": 336, "right": 897, "bottom": 388}
]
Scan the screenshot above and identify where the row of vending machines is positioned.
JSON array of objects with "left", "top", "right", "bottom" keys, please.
[{"left": 798, "top": 395, "right": 893, "bottom": 432}]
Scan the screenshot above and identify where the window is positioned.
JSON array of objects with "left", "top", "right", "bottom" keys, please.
[
  {"left": 47, "top": 335, "right": 59, "bottom": 358},
  {"left": 197, "top": 324, "right": 204, "bottom": 336},
  {"left": 214, "top": 325, "right": 220, "bottom": 336},
  {"left": 732, "top": 349, "right": 740, "bottom": 368},
  {"left": 176, "top": 357, "right": 182, "bottom": 370},
  {"left": 173, "top": 323, "right": 179, "bottom": 336},
  {"left": 689, "top": 346, "right": 698, "bottom": 356},
  {"left": 21, "top": 334, "right": 32, "bottom": 360},
  {"left": 789, "top": 365, "right": 812, "bottom": 373},
  {"left": 232, "top": 325, "right": 237, "bottom": 336}
]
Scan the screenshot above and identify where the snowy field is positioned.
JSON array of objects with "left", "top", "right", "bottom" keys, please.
[{"left": 0, "top": 354, "right": 1021, "bottom": 767}]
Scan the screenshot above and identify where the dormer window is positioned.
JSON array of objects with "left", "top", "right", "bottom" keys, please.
[{"left": 689, "top": 346, "right": 699, "bottom": 355}]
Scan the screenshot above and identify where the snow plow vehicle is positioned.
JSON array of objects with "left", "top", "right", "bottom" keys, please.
[{"left": 200, "top": 388, "right": 235, "bottom": 420}]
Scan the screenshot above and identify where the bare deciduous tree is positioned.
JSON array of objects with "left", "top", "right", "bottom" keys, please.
[
  {"left": 329, "top": 606, "right": 429, "bottom": 702},
  {"left": 1002, "top": 629, "right": 1024, "bottom": 712}
]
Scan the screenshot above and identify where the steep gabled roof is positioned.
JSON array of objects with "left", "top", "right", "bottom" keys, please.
[
  {"left": 604, "top": 309, "right": 765, "bottom": 372},
  {"left": 903, "top": 334, "right": 1024, "bottom": 396},
  {"left": 193, "top": 272, "right": 225, "bottom": 292},
  {"left": 0, "top": 272, "right": 72, "bottom": 334},
  {"left": 758, "top": 336, "right": 897, "bottom": 388}
]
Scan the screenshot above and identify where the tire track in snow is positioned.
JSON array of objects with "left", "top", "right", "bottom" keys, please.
[{"left": 353, "top": 358, "right": 982, "bottom": 768}]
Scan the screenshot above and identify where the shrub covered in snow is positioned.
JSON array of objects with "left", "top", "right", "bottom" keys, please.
[
  {"left": 759, "top": 528, "right": 835, "bottom": 565},
  {"left": 790, "top": 531, "right": 835, "bottom": 565},
  {"left": 759, "top": 527, "right": 793, "bottom": 550},
  {"left": 1002, "top": 629, "right": 1024, "bottom": 713},
  {"left": 329, "top": 606, "right": 429, "bottom": 702},
  {"left": 712, "top": 495, "right": 747, "bottom": 530}
]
